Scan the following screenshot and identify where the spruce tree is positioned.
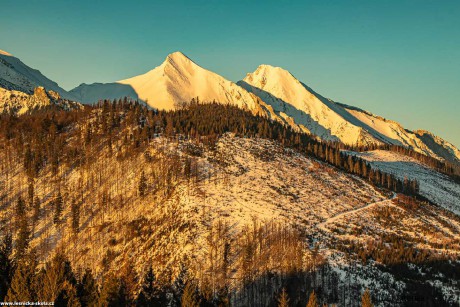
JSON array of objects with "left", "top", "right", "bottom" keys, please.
[
  {"left": 55, "top": 280, "right": 81, "bottom": 307},
  {"left": 277, "top": 288, "right": 289, "bottom": 307},
  {"left": 5, "top": 251, "right": 37, "bottom": 302},
  {"left": 71, "top": 198, "right": 80, "bottom": 234},
  {"left": 138, "top": 171, "right": 147, "bottom": 197},
  {"left": 77, "top": 269, "right": 99, "bottom": 307},
  {"left": 0, "top": 233, "right": 13, "bottom": 301},
  {"left": 361, "top": 289, "right": 373, "bottom": 307},
  {"left": 306, "top": 290, "right": 318, "bottom": 307},
  {"left": 37, "top": 252, "right": 76, "bottom": 303},
  {"left": 181, "top": 281, "right": 199, "bottom": 307},
  {"left": 15, "top": 197, "right": 30, "bottom": 258},
  {"left": 32, "top": 196, "right": 41, "bottom": 224},
  {"left": 27, "top": 178, "right": 34, "bottom": 208},
  {"left": 53, "top": 191, "right": 63, "bottom": 225},
  {"left": 99, "top": 274, "right": 127, "bottom": 306},
  {"left": 120, "top": 262, "right": 138, "bottom": 304},
  {"left": 136, "top": 267, "right": 165, "bottom": 306}
]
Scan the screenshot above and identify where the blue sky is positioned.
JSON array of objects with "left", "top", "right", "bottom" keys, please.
[{"left": 1, "top": 0, "right": 459, "bottom": 147}]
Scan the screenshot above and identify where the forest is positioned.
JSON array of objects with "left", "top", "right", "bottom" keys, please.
[{"left": 0, "top": 99, "right": 458, "bottom": 306}]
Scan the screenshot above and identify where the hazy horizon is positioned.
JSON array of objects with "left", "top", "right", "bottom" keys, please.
[{"left": 1, "top": 0, "right": 459, "bottom": 147}]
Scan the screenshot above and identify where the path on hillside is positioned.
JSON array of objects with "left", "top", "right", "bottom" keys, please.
[{"left": 317, "top": 192, "right": 396, "bottom": 232}]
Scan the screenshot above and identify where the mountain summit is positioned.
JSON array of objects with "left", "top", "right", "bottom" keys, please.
[
  {"left": 239, "top": 64, "right": 376, "bottom": 145},
  {"left": 239, "top": 65, "right": 460, "bottom": 164},
  {"left": 71, "top": 52, "right": 268, "bottom": 114},
  {"left": 67, "top": 52, "right": 460, "bottom": 164}
]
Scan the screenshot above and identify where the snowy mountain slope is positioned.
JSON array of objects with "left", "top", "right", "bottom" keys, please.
[
  {"left": 340, "top": 104, "right": 460, "bottom": 164},
  {"left": 0, "top": 49, "right": 77, "bottom": 100},
  {"left": 414, "top": 129, "right": 460, "bottom": 165},
  {"left": 70, "top": 52, "right": 273, "bottom": 117},
  {"left": 346, "top": 150, "right": 460, "bottom": 214},
  {"left": 0, "top": 86, "right": 82, "bottom": 115},
  {"left": 241, "top": 65, "right": 460, "bottom": 164},
  {"left": 240, "top": 65, "right": 378, "bottom": 145}
]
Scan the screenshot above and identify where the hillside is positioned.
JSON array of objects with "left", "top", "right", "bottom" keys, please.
[
  {"left": 346, "top": 150, "right": 460, "bottom": 215},
  {"left": 0, "top": 102, "right": 459, "bottom": 306}
]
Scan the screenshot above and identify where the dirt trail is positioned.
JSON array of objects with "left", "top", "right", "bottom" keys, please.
[{"left": 317, "top": 192, "right": 396, "bottom": 232}]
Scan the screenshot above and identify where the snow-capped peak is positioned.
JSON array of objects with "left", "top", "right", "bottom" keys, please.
[
  {"left": 242, "top": 65, "right": 460, "bottom": 164},
  {"left": 72, "top": 51, "right": 268, "bottom": 114},
  {"left": 165, "top": 51, "right": 194, "bottom": 64}
]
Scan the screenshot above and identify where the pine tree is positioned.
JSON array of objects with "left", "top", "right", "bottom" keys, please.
[
  {"left": 278, "top": 288, "right": 289, "bottom": 307},
  {"left": 138, "top": 171, "right": 147, "bottom": 197},
  {"left": 0, "top": 233, "right": 13, "bottom": 301},
  {"left": 361, "top": 289, "right": 373, "bottom": 307},
  {"left": 306, "top": 290, "right": 318, "bottom": 307},
  {"left": 181, "top": 281, "right": 200, "bottom": 307}
]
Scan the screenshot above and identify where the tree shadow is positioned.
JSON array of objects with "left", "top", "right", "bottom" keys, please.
[{"left": 227, "top": 260, "right": 454, "bottom": 306}]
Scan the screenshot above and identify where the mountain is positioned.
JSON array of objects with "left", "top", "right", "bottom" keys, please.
[
  {"left": 239, "top": 64, "right": 460, "bottom": 165},
  {"left": 0, "top": 49, "right": 77, "bottom": 100},
  {"left": 70, "top": 52, "right": 272, "bottom": 116},
  {"left": 238, "top": 65, "right": 379, "bottom": 145},
  {"left": 69, "top": 52, "right": 459, "bottom": 164},
  {"left": 0, "top": 49, "right": 81, "bottom": 114},
  {"left": 0, "top": 86, "right": 82, "bottom": 115},
  {"left": 1, "top": 102, "right": 459, "bottom": 306}
]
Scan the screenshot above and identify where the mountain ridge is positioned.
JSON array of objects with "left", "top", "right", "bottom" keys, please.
[{"left": 0, "top": 49, "right": 458, "bottom": 164}]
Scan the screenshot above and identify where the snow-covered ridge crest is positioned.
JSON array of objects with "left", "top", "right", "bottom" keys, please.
[
  {"left": 71, "top": 52, "right": 279, "bottom": 121},
  {"left": 241, "top": 64, "right": 460, "bottom": 164},
  {"left": 4, "top": 47, "right": 453, "bottom": 164}
]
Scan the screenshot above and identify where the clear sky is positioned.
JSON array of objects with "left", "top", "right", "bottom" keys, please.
[{"left": 1, "top": 0, "right": 459, "bottom": 147}]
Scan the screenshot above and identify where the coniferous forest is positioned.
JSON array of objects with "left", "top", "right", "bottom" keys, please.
[{"left": 0, "top": 99, "right": 459, "bottom": 306}]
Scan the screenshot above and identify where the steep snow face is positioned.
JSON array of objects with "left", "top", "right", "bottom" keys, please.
[
  {"left": 241, "top": 65, "right": 378, "bottom": 145},
  {"left": 0, "top": 50, "right": 77, "bottom": 100},
  {"left": 71, "top": 52, "right": 269, "bottom": 115}
]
